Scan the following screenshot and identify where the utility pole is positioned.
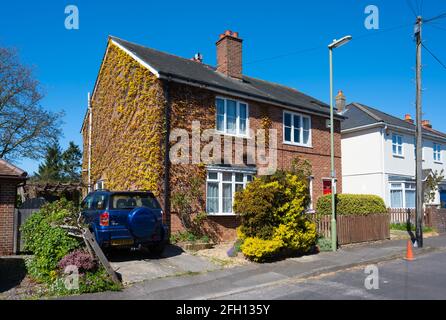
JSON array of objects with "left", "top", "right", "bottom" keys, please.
[{"left": 415, "top": 16, "right": 424, "bottom": 248}]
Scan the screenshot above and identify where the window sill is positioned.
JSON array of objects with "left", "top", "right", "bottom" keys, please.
[
  {"left": 434, "top": 161, "right": 444, "bottom": 165},
  {"left": 207, "top": 213, "right": 237, "bottom": 217},
  {"left": 392, "top": 154, "right": 405, "bottom": 159},
  {"left": 214, "top": 130, "right": 251, "bottom": 140},
  {"left": 283, "top": 141, "right": 313, "bottom": 149}
]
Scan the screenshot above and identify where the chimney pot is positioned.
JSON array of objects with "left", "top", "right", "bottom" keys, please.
[
  {"left": 335, "top": 90, "right": 346, "bottom": 113},
  {"left": 404, "top": 114, "right": 414, "bottom": 124},
  {"left": 422, "top": 120, "right": 432, "bottom": 129}
]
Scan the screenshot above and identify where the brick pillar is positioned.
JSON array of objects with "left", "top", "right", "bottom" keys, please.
[{"left": 0, "top": 180, "right": 18, "bottom": 256}]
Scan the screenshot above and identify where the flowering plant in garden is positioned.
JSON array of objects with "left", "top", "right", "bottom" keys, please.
[{"left": 57, "top": 250, "right": 97, "bottom": 274}]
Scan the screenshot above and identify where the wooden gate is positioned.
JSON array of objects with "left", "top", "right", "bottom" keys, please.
[{"left": 13, "top": 198, "right": 47, "bottom": 253}]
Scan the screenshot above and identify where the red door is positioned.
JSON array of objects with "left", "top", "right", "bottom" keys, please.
[{"left": 323, "top": 180, "right": 332, "bottom": 195}]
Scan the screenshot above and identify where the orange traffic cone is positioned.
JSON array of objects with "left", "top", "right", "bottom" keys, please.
[{"left": 405, "top": 240, "right": 415, "bottom": 261}]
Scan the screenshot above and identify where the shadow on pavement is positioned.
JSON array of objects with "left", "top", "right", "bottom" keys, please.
[
  {"left": 0, "top": 257, "right": 27, "bottom": 293},
  {"left": 106, "top": 245, "right": 184, "bottom": 263}
]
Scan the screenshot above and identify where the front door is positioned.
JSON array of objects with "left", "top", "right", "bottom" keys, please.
[{"left": 440, "top": 190, "right": 446, "bottom": 209}]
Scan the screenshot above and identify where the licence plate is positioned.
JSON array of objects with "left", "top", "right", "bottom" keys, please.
[{"left": 111, "top": 239, "right": 134, "bottom": 246}]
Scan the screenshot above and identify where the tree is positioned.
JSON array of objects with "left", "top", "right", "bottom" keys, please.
[
  {"left": 61, "top": 141, "right": 82, "bottom": 182},
  {"left": 424, "top": 169, "right": 445, "bottom": 204},
  {"left": 34, "top": 143, "right": 63, "bottom": 183},
  {"left": 0, "top": 47, "right": 62, "bottom": 161}
]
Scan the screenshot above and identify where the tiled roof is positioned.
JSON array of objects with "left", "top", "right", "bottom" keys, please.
[{"left": 0, "top": 159, "right": 27, "bottom": 179}]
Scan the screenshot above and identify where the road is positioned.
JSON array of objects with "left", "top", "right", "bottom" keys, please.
[{"left": 216, "top": 250, "right": 446, "bottom": 300}]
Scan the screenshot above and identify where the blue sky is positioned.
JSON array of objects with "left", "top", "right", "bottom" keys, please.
[{"left": 1, "top": 0, "right": 445, "bottom": 174}]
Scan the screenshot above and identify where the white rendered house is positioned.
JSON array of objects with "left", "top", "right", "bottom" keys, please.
[{"left": 339, "top": 97, "right": 446, "bottom": 209}]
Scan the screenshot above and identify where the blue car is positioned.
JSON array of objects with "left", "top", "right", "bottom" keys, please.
[{"left": 80, "top": 190, "right": 168, "bottom": 254}]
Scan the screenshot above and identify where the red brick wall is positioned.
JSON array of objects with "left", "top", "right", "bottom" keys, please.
[
  {"left": 167, "top": 84, "right": 342, "bottom": 242},
  {"left": 0, "top": 180, "right": 18, "bottom": 255}
]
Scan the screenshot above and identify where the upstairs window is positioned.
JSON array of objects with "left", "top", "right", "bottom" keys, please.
[
  {"left": 392, "top": 134, "right": 403, "bottom": 157},
  {"left": 216, "top": 98, "right": 249, "bottom": 136},
  {"left": 283, "top": 111, "right": 311, "bottom": 147},
  {"left": 434, "top": 143, "right": 442, "bottom": 162}
]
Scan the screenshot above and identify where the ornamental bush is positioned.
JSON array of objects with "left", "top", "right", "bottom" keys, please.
[
  {"left": 21, "top": 199, "right": 81, "bottom": 281},
  {"left": 57, "top": 250, "right": 97, "bottom": 274},
  {"left": 316, "top": 194, "right": 387, "bottom": 216},
  {"left": 234, "top": 165, "right": 317, "bottom": 262}
]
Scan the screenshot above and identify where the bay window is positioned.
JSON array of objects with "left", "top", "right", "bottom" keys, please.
[
  {"left": 389, "top": 182, "right": 416, "bottom": 208},
  {"left": 206, "top": 170, "right": 254, "bottom": 215},
  {"left": 215, "top": 97, "right": 249, "bottom": 136}
]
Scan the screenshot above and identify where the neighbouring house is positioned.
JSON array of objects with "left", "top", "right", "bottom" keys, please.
[
  {"left": 339, "top": 94, "right": 446, "bottom": 209},
  {"left": 0, "top": 159, "right": 27, "bottom": 255},
  {"left": 81, "top": 31, "right": 343, "bottom": 241}
]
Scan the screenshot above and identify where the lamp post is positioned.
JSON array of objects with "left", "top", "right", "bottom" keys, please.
[{"left": 328, "top": 35, "right": 352, "bottom": 252}]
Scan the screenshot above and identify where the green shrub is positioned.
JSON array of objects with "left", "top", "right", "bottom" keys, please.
[
  {"left": 234, "top": 167, "right": 317, "bottom": 262},
  {"left": 21, "top": 199, "right": 81, "bottom": 281},
  {"left": 316, "top": 194, "right": 387, "bottom": 216},
  {"left": 316, "top": 237, "right": 332, "bottom": 252}
]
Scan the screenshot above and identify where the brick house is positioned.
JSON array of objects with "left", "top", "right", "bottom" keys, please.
[
  {"left": 0, "top": 159, "right": 27, "bottom": 255},
  {"left": 81, "top": 31, "right": 343, "bottom": 242}
]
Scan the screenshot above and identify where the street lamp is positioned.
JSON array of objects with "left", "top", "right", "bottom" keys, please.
[{"left": 328, "top": 35, "right": 352, "bottom": 252}]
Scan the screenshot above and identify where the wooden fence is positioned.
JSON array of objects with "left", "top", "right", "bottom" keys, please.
[
  {"left": 389, "top": 207, "right": 440, "bottom": 229},
  {"left": 312, "top": 214, "right": 391, "bottom": 246}
]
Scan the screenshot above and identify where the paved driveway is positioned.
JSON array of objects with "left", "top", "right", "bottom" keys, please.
[{"left": 108, "top": 245, "right": 222, "bottom": 285}]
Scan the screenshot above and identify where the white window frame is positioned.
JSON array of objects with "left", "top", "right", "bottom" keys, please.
[
  {"left": 215, "top": 97, "right": 250, "bottom": 138},
  {"left": 206, "top": 169, "right": 254, "bottom": 216},
  {"left": 389, "top": 182, "right": 416, "bottom": 209},
  {"left": 392, "top": 134, "right": 404, "bottom": 157},
  {"left": 434, "top": 143, "right": 442, "bottom": 163},
  {"left": 282, "top": 110, "right": 312, "bottom": 147}
]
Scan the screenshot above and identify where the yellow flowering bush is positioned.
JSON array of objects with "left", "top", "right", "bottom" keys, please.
[{"left": 234, "top": 164, "right": 317, "bottom": 262}]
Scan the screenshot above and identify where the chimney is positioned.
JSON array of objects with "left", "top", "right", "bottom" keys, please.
[
  {"left": 404, "top": 114, "right": 414, "bottom": 124},
  {"left": 422, "top": 120, "right": 432, "bottom": 129},
  {"left": 216, "top": 30, "right": 243, "bottom": 79},
  {"left": 335, "top": 90, "right": 346, "bottom": 113}
]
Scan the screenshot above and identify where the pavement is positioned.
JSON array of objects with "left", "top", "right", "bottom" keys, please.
[
  {"left": 222, "top": 250, "right": 446, "bottom": 300},
  {"left": 65, "top": 235, "right": 446, "bottom": 300},
  {"left": 107, "top": 246, "right": 222, "bottom": 285}
]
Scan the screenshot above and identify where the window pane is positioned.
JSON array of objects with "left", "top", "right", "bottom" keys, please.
[
  {"left": 208, "top": 172, "right": 218, "bottom": 180},
  {"left": 247, "top": 175, "right": 253, "bottom": 182},
  {"left": 217, "top": 115, "right": 225, "bottom": 132},
  {"left": 235, "top": 183, "right": 244, "bottom": 193},
  {"left": 206, "top": 182, "right": 219, "bottom": 213},
  {"left": 405, "top": 190, "right": 416, "bottom": 208},
  {"left": 223, "top": 172, "right": 232, "bottom": 182},
  {"left": 216, "top": 99, "right": 225, "bottom": 131},
  {"left": 226, "top": 100, "right": 237, "bottom": 134},
  {"left": 393, "top": 145, "right": 397, "bottom": 154},
  {"left": 284, "top": 113, "right": 291, "bottom": 127},
  {"left": 239, "top": 103, "right": 247, "bottom": 135},
  {"left": 239, "top": 103, "right": 247, "bottom": 120},
  {"left": 392, "top": 135, "right": 397, "bottom": 144},
  {"left": 294, "top": 115, "right": 301, "bottom": 129},
  {"left": 222, "top": 184, "right": 233, "bottom": 213},
  {"left": 398, "top": 136, "right": 402, "bottom": 145},
  {"left": 390, "top": 190, "right": 403, "bottom": 208},
  {"left": 398, "top": 146, "right": 402, "bottom": 155},
  {"left": 303, "top": 117, "right": 310, "bottom": 130},
  {"left": 235, "top": 173, "right": 244, "bottom": 182},
  {"left": 284, "top": 127, "right": 291, "bottom": 142},
  {"left": 293, "top": 127, "right": 300, "bottom": 143}
]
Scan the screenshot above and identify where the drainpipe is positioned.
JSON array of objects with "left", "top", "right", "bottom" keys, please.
[
  {"left": 88, "top": 92, "right": 92, "bottom": 193},
  {"left": 163, "top": 80, "right": 172, "bottom": 241},
  {"left": 381, "top": 125, "right": 387, "bottom": 205}
]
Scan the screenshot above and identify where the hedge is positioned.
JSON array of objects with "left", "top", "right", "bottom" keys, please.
[{"left": 316, "top": 194, "right": 387, "bottom": 216}]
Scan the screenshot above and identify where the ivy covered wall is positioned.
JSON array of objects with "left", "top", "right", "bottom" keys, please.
[{"left": 82, "top": 42, "right": 165, "bottom": 195}]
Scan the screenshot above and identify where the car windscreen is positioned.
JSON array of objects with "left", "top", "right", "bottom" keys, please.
[{"left": 111, "top": 193, "right": 161, "bottom": 210}]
